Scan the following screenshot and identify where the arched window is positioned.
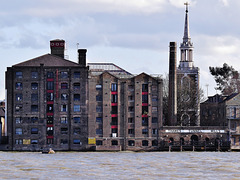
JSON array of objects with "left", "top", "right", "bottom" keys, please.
[
  {"left": 142, "top": 140, "right": 148, "bottom": 146},
  {"left": 181, "top": 113, "right": 190, "bottom": 126},
  {"left": 191, "top": 135, "right": 198, "bottom": 145},
  {"left": 111, "top": 140, "right": 118, "bottom": 146},
  {"left": 152, "top": 140, "right": 158, "bottom": 146},
  {"left": 180, "top": 138, "right": 185, "bottom": 145},
  {"left": 128, "top": 140, "right": 135, "bottom": 146}
]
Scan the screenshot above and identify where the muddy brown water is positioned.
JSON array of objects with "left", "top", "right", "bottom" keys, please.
[{"left": 0, "top": 151, "right": 239, "bottom": 179}]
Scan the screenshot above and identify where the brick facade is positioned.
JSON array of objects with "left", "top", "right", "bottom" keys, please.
[{"left": 6, "top": 40, "right": 88, "bottom": 151}]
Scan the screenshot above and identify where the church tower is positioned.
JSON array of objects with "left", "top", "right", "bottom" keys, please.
[{"left": 177, "top": 2, "right": 200, "bottom": 126}]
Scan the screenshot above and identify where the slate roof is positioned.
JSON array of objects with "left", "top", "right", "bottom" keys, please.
[
  {"left": 203, "top": 93, "right": 240, "bottom": 104},
  {"left": 88, "top": 63, "right": 133, "bottom": 78},
  {"left": 13, "top": 54, "right": 80, "bottom": 67}
]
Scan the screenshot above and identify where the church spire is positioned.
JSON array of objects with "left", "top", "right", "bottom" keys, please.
[
  {"left": 179, "top": 2, "right": 194, "bottom": 69},
  {"left": 183, "top": 2, "right": 191, "bottom": 43}
]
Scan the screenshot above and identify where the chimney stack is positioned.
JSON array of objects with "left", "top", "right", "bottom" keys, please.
[
  {"left": 50, "top": 39, "right": 65, "bottom": 58},
  {"left": 168, "top": 42, "right": 177, "bottom": 126},
  {"left": 78, "top": 49, "right": 87, "bottom": 66}
]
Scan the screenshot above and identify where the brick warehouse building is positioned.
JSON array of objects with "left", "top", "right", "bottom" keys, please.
[
  {"left": 88, "top": 63, "right": 163, "bottom": 151},
  {"left": 5, "top": 40, "right": 89, "bottom": 151}
]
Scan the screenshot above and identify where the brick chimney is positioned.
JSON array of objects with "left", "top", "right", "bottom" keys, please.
[
  {"left": 78, "top": 49, "right": 87, "bottom": 66},
  {"left": 168, "top": 42, "right": 177, "bottom": 126},
  {"left": 50, "top": 39, "right": 65, "bottom": 58}
]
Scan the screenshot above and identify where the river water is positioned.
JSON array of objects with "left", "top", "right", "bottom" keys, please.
[{"left": 0, "top": 151, "right": 239, "bottom": 179}]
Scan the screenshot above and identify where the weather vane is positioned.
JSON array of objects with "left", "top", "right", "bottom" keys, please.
[{"left": 184, "top": 2, "right": 190, "bottom": 12}]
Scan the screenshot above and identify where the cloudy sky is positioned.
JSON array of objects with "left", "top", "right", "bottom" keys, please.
[{"left": 0, "top": 0, "right": 238, "bottom": 100}]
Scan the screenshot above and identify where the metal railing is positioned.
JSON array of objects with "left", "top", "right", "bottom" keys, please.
[{"left": 159, "top": 140, "right": 231, "bottom": 151}]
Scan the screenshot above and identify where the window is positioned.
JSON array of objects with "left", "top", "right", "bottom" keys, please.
[
  {"left": 74, "top": 94, "right": 80, "bottom": 101},
  {"left": 31, "top": 83, "right": 38, "bottom": 90},
  {"left": 73, "top": 83, "right": 80, "bottom": 90},
  {"left": 30, "top": 117, "right": 38, "bottom": 123},
  {"left": 111, "top": 140, "right": 118, "bottom": 146},
  {"left": 142, "top": 84, "right": 148, "bottom": 92},
  {"left": 112, "top": 128, "right": 118, "bottom": 134},
  {"left": 142, "top": 117, "right": 148, "bottom": 126},
  {"left": 96, "top": 95, "right": 102, "bottom": 101},
  {"left": 16, "top": 128, "right": 22, "bottom": 135},
  {"left": 96, "top": 128, "right": 103, "bottom": 135},
  {"left": 128, "top": 140, "right": 135, "bottom": 146},
  {"left": 61, "top": 83, "right": 68, "bottom": 89},
  {"left": 96, "top": 106, "right": 102, "bottom": 113},
  {"left": 61, "top": 128, "right": 68, "bottom": 134},
  {"left": 73, "top": 139, "right": 81, "bottom": 144},
  {"left": 128, "top": 96, "right": 134, "bottom": 102},
  {"left": 31, "top": 94, "right": 38, "bottom": 101},
  {"left": 230, "top": 122, "right": 236, "bottom": 131},
  {"left": 47, "top": 82, "right": 54, "bottom": 90},
  {"left": 142, "top": 129, "right": 148, "bottom": 135},
  {"left": 128, "top": 129, "right": 134, "bottom": 134},
  {"left": 73, "top": 128, "right": 81, "bottom": 135},
  {"left": 111, "top": 83, "right": 117, "bottom": 92},
  {"left": 96, "top": 117, "right": 102, "bottom": 123},
  {"left": 15, "top": 105, "right": 22, "bottom": 112},
  {"left": 152, "top": 106, "right": 158, "bottom": 113},
  {"left": 74, "top": 117, "right": 81, "bottom": 123},
  {"left": 111, "top": 94, "right": 117, "bottom": 103},
  {"left": 60, "top": 117, "right": 68, "bottom": 124},
  {"left": 60, "top": 139, "right": 68, "bottom": 145},
  {"left": 31, "top": 72, "right": 38, "bottom": 79},
  {"left": 152, "top": 129, "right": 158, "bottom": 135},
  {"left": 31, "top": 105, "right": 38, "bottom": 112},
  {"left": 96, "top": 140, "right": 102, "bottom": 146},
  {"left": 60, "top": 71, "right": 68, "bottom": 79},
  {"left": 16, "top": 82, "right": 22, "bottom": 90},
  {"left": 47, "top": 104, "right": 54, "bottom": 112},
  {"left": 111, "top": 117, "right": 118, "bottom": 125},
  {"left": 16, "top": 71, "right": 22, "bottom": 79},
  {"left": 152, "top": 117, "right": 158, "bottom": 123},
  {"left": 142, "top": 95, "right": 148, "bottom": 103},
  {"left": 61, "top": 93, "right": 68, "bottom": 100},
  {"left": 47, "top": 93, "right": 54, "bottom": 101},
  {"left": 152, "top": 140, "right": 158, "bottom": 146},
  {"left": 128, "top": 118, "right": 134, "bottom": 123},
  {"left": 128, "top": 85, "right": 134, "bottom": 91},
  {"left": 15, "top": 139, "right": 23, "bottom": 144},
  {"left": 128, "top": 106, "right": 134, "bottom": 112},
  {"left": 47, "top": 72, "right": 54, "bottom": 78},
  {"left": 152, "top": 96, "right": 158, "bottom": 102},
  {"left": 111, "top": 106, "right": 118, "bottom": 114},
  {"left": 47, "top": 116, "right": 53, "bottom": 124},
  {"left": 142, "top": 106, "right": 148, "bottom": 114},
  {"left": 16, "top": 117, "right": 22, "bottom": 124},
  {"left": 31, "top": 128, "right": 38, "bottom": 134},
  {"left": 142, "top": 140, "right": 148, "bottom": 146},
  {"left": 47, "top": 127, "right": 53, "bottom": 135},
  {"left": 74, "top": 105, "right": 80, "bottom": 112},
  {"left": 61, "top": 105, "right": 67, "bottom": 112},
  {"left": 16, "top": 94, "right": 22, "bottom": 101},
  {"left": 96, "top": 84, "right": 102, "bottom": 90},
  {"left": 74, "top": 71, "right": 80, "bottom": 78},
  {"left": 152, "top": 86, "right": 157, "bottom": 92},
  {"left": 31, "top": 140, "right": 38, "bottom": 144}
]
